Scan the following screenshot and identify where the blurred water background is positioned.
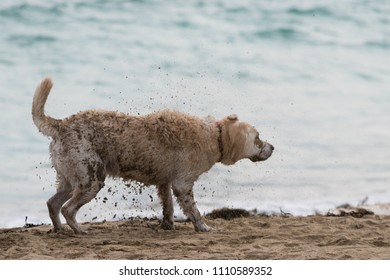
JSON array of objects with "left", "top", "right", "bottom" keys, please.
[{"left": 0, "top": 0, "right": 389, "bottom": 228}]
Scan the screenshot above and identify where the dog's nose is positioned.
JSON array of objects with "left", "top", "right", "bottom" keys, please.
[{"left": 270, "top": 145, "right": 274, "bottom": 151}]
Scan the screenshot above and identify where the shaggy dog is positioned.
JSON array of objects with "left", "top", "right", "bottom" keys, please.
[{"left": 32, "top": 78, "right": 274, "bottom": 234}]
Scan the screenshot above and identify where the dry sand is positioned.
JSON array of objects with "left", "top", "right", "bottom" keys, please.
[{"left": 1, "top": 208, "right": 389, "bottom": 260}]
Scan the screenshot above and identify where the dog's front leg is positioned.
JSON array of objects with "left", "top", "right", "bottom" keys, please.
[
  {"left": 172, "top": 181, "right": 210, "bottom": 232},
  {"left": 157, "top": 184, "right": 174, "bottom": 230}
]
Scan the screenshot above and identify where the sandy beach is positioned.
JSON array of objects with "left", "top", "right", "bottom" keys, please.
[{"left": 1, "top": 206, "right": 389, "bottom": 260}]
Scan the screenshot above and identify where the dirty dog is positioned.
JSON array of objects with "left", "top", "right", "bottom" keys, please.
[{"left": 32, "top": 78, "right": 274, "bottom": 234}]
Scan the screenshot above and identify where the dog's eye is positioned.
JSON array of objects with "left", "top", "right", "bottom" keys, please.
[{"left": 255, "top": 137, "right": 262, "bottom": 147}]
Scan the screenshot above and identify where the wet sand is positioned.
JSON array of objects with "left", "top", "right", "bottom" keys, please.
[{"left": 1, "top": 208, "right": 389, "bottom": 260}]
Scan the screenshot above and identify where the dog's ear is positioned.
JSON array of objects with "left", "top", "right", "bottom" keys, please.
[
  {"left": 225, "top": 121, "right": 246, "bottom": 163},
  {"left": 227, "top": 114, "right": 238, "bottom": 121}
]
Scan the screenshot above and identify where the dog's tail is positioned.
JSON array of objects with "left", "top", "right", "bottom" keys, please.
[{"left": 32, "top": 77, "right": 60, "bottom": 138}]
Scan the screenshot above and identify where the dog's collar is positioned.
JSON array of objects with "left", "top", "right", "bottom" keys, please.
[{"left": 216, "top": 122, "right": 223, "bottom": 162}]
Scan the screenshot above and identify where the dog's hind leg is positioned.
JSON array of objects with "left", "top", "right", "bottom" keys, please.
[
  {"left": 157, "top": 184, "right": 174, "bottom": 230},
  {"left": 172, "top": 181, "right": 210, "bottom": 232},
  {"left": 61, "top": 160, "right": 106, "bottom": 234},
  {"left": 47, "top": 174, "right": 72, "bottom": 232},
  {"left": 61, "top": 180, "right": 105, "bottom": 234}
]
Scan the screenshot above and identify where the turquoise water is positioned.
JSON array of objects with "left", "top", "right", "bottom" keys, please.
[{"left": 1, "top": 0, "right": 389, "bottom": 227}]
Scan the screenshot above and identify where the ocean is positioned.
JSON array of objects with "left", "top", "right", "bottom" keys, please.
[{"left": 0, "top": 0, "right": 389, "bottom": 228}]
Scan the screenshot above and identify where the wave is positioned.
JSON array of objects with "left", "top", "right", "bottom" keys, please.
[
  {"left": 287, "top": 6, "right": 333, "bottom": 17},
  {"left": 8, "top": 34, "right": 57, "bottom": 47},
  {"left": 364, "top": 40, "right": 390, "bottom": 50},
  {"left": 0, "top": 2, "right": 65, "bottom": 19},
  {"left": 254, "top": 27, "right": 302, "bottom": 41}
]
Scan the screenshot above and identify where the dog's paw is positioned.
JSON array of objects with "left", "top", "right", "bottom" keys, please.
[
  {"left": 195, "top": 221, "right": 211, "bottom": 232},
  {"left": 47, "top": 228, "right": 60, "bottom": 234},
  {"left": 47, "top": 226, "right": 67, "bottom": 235},
  {"left": 72, "top": 228, "right": 89, "bottom": 235},
  {"left": 160, "top": 220, "right": 175, "bottom": 230},
  {"left": 76, "top": 228, "right": 90, "bottom": 235}
]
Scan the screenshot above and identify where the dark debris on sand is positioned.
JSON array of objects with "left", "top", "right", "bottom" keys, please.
[
  {"left": 206, "top": 208, "right": 252, "bottom": 220},
  {"left": 23, "top": 216, "right": 47, "bottom": 228},
  {"left": 326, "top": 208, "right": 374, "bottom": 218}
]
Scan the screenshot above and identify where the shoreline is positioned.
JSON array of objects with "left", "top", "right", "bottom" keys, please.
[
  {"left": 3, "top": 202, "right": 390, "bottom": 230},
  {"left": 1, "top": 205, "right": 390, "bottom": 260}
]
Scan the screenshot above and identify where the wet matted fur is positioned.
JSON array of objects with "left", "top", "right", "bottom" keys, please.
[{"left": 32, "top": 78, "right": 274, "bottom": 234}]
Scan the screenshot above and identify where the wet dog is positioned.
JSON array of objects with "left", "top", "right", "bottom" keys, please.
[{"left": 32, "top": 78, "right": 274, "bottom": 234}]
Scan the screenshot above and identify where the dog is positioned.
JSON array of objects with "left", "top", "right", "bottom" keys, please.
[{"left": 32, "top": 77, "right": 274, "bottom": 234}]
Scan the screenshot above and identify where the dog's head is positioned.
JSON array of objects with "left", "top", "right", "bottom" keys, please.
[{"left": 219, "top": 114, "right": 274, "bottom": 165}]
